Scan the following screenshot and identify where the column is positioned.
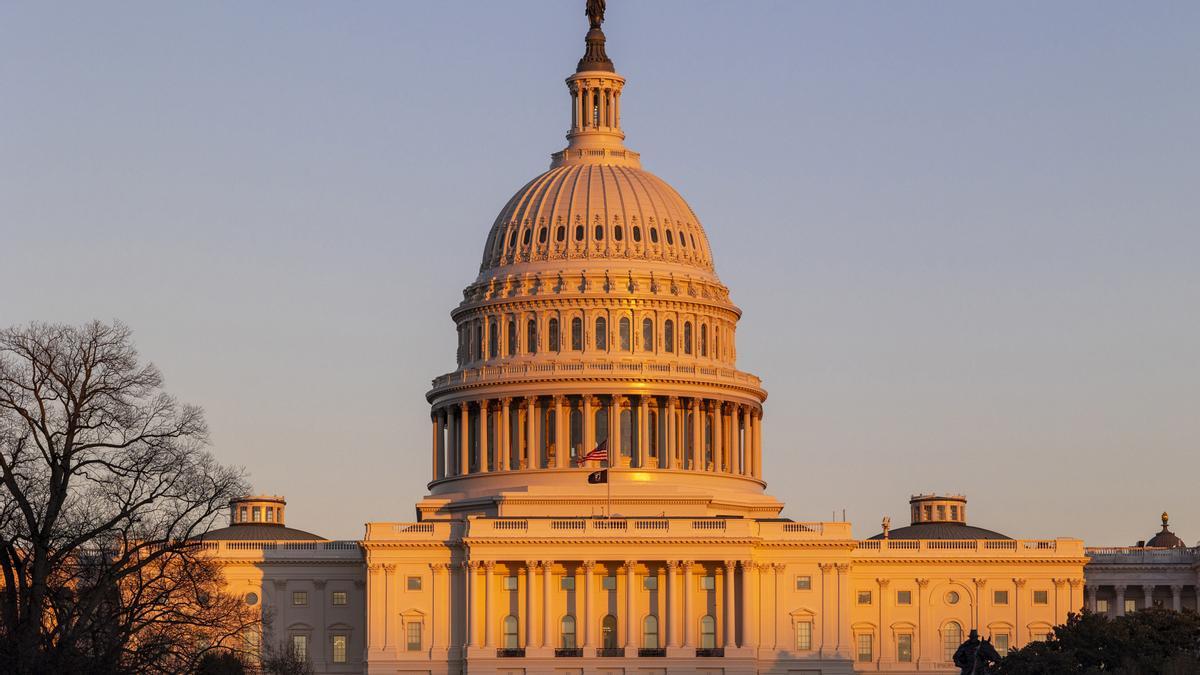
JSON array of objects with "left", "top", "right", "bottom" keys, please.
[
  {"left": 682, "top": 561, "right": 695, "bottom": 648},
  {"left": 752, "top": 409, "right": 763, "bottom": 478},
  {"left": 624, "top": 560, "right": 638, "bottom": 654},
  {"left": 459, "top": 401, "right": 470, "bottom": 475},
  {"left": 431, "top": 563, "right": 448, "bottom": 653},
  {"left": 526, "top": 562, "right": 539, "bottom": 647},
  {"left": 582, "top": 561, "right": 595, "bottom": 654},
  {"left": 1085, "top": 585, "right": 1098, "bottom": 613},
  {"left": 666, "top": 561, "right": 681, "bottom": 649},
  {"left": 613, "top": 89, "right": 621, "bottom": 128},
  {"left": 484, "top": 562, "right": 495, "bottom": 649},
  {"left": 1014, "top": 578, "right": 1028, "bottom": 646},
  {"left": 446, "top": 407, "right": 458, "bottom": 476},
  {"left": 609, "top": 395, "right": 622, "bottom": 465},
  {"left": 382, "top": 566, "right": 395, "bottom": 651},
  {"left": 733, "top": 408, "right": 744, "bottom": 475},
  {"left": 974, "top": 578, "right": 988, "bottom": 636},
  {"left": 770, "top": 564, "right": 783, "bottom": 650},
  {"left": 1173, "top": 585, "right": 1184, "bottom": 612},
  {"left": 464, "top": 562, "right": 477, "bottom": 648},
  {"left": 818, "top": 564, "right": 835, "bottom": 656},
  {"left": 431, "top": 413, "right": 440, "bottom": 481},
  {"left": 712, "top": 401, "right": 723, "bottom": 472},
  {"left": 526, "top": 396, "right": 539, "bottom": 469},
  {"left": 916, "top": 578, "right": 930, "bottom": 666},
  {"left": 1070, "top": 578, "right": 1084, "bottom": 613},
  {"left": 637, "top": 396, "right": 649, "bottom": 468},
  {"left": 691, "top": 398, "right": 703, "bottom": 470},
  {"left": 1115, "top": 584, "right": 1126, "bottom": 616},
  {"left": 878, "top": 578, "right": 891, "bottom": 666},
  {"left": 664, "top": 398, "right": 677, "bottom": 469},
  {"left": 543, "top": 560, "right": 554, "bottom": 649},
  {"left": 555, "top": 396, "right": 567, "bottom": 468},
  {"left": 479, "top": 400, "right": 490, "bottom": 473},
  {"left": 722, "top": 561, "right": 737, "bottom": 649},
  {"left": 835, "top": 563, "right": 851, "bottom": 657},
  {"left": 741, "top": 561, "right": 759, "bottom": 650},
  {"left": 1144, "top": 585, "right": 1155, "bottom": 610},
  {"left": 583, "top": 396, "right": 594, "bottom": 461},
  {"left": 499, "top": 399, "right": 512, "bottom": 471},
  {"left": 742, "top": 406, "right": 753, "bottom": 476}
]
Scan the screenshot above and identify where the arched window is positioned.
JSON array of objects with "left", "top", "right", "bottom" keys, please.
[
  {"left": 679, "top": 231, "right": 687, "bottom": 247},
  {"left": 664, "top": 320, "right": 675, "bottom": 353},
  {"left": 595, "top": 317, "right": 608, "bottom": 351},
  {"left": 714, "top": 330, "right": 720, "bottom": 360},
  {"left": 575, "top": 224, "right": 584, "bottom": 241},
  {"left": 643, "top": 616, "right": 659, "bottom": 648},
  {"left": 508, "top": 230, "right": 517, "bottom": 248},
  {"left": 699, "top": 615, "right": 717, "bottom": 649},
  {"left": 571, "top": 318, "right": 583, "bottom": 351},
  {"left": 507, "top": 319, "right": 517, "bottom": 356},
  {"left": 642, "top": 318, "right": 654, "bottom": 352},
  {"left": 522, "top": 228, "right": 531, "bottom": 246},
  {"left": 561, "top": 616, "right": 577, "bottom": 649},
  {"left": 594, "top": 224, "right": 604, "bottom": 241},
  {"left": 647, "top": 410, "right": 658, "bottom": 459},
  {"left": 943, "top": 622, "right": 962, "bottom": 661},
  {"left": 650, "top": 228, "right": 659, "bottom": 244},
  {"left": 502, "top": 615, "right": 520, "bottom": 649},
  {"left": 619, "top": 317, "right": 631, "bottom": 351},
  {"left": 489, "top": 321, "right": 499, "bottom": 359},
  {"left": 632, "top": 226, "right": 642, "bottom": 242},
  {"left": 526, "top": 319, "right": 538, "bottom": 355},
  {"left": 614, "top": 225, "right": 623, "bottom": 241},
  {"left": 570, "top": 408, "right": 583, "bottom": 461},
  {"left": 700, "top": 324, "right": 708, "bottom": 357},
  {"left": 601, "top": 615, "right": 618, "bottom": 649},
  {"left": 683, "top": 322, "right": 693, "bottom": 355},
  {"left": 594, "top": 408, "right": 608, "bottom": 446},
  {"left": 556, "top": 225, "right": 566, "bottom": 242},
  {"left": 471, "top": 323, "right": 481, "bottom": 361},
  {"left": 548, "top": 318, "right": 560, "bottom": 351},
  {"left": 538, "top": 227, "right": 547, "bottom": 244}
]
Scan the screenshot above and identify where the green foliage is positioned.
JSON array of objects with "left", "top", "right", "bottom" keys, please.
[{"left": 996, "top": 608, "right": 1200, "bottom": 675}]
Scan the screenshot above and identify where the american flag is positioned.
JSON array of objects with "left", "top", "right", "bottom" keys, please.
[{"left": 578, "top": 439, "right": 608, "bottom": 463}]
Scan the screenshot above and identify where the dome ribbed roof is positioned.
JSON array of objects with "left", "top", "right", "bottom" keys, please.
[
  {"left": 479, "top": 163, "right": 714, "bottom": 277},
  {"left": 200, "top": 523, "right": 324, "bottom": 541},
  {"left": 868, "top": 522, "right": 1011, "bottom": 541}
]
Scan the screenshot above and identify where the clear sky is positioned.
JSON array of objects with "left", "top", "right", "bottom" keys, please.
[{"left": 3, "top": 1, "right": 1197, "bottom": 544}]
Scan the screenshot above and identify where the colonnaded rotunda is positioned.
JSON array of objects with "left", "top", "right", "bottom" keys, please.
[{"left": 206, "top": 5, "right": 1088, "bottom": 675}]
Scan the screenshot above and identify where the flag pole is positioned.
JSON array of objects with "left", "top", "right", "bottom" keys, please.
[{"left": 606, "top": 461, "right": 612, "bottom": 518}]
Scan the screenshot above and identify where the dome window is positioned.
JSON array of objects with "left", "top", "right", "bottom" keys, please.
[
  {"left": 489, "top": 321, "right": 499, "bottom": 359},
  {"left": 632, "top": 226, "right": 642, "bottom": 242},
  {"left": 594, "top": 224, "right": 604, "bottom": 241},
  {"left": 595, "top": 317, "right": 608, "bottom": 350},
  {"left": 556, "top": 226, "right": 566, "bottom": 242},
  {"left": 650, "top": 228, "right": 659, "bottom": 244},
  {"left": 522, "top": 229, "right": 532, "bottom": 246},
  {"left": 507, "top": 320, "right": 518, "bottom": 357},
  {"left": 575, "top": 224, "right": 584, "bottom": 241},
  {"left": 700, "top": 324, "right": 708, "bottom": 357},
  {"left": 618, "top": 317, "right": 631, "bottom": 351},
  {"left": 527, "top": 319, "right": 538, "bottom": 354},
  {"left": 538, "top": 228, "right": 548, "bottom": 244},
  {"left": 548, "top": 318, "right": 560, "bottom": 351},
  {"left": 683, "top": 322, "right": 693, "bottom": 355},
  {"left": 508, "top": 230, "right": 517, "bottom": 248},
  {"left": 614, "top": 225, "right": 623, "bottom": 241},
  {"left": 570, "top": 318, "right": 583, "bottom": 351},
  {"left": 678, "top": 231, "right": 687, "bottom": 247},
  {"left": 663, "top": 320, "right": 675, "bottom": 353},
  {"left": 641, "top": 318, "right": 653, "bottom": 352}
]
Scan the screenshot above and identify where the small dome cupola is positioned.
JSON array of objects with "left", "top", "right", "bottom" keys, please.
[
  {"left": 229, "top": 495, "right": 287, "bottom": 527},
  {"left": 909, "top": 493, "right": 968, "bottom": 525},
  {"left": 1145, "top": 511, "right": 1186, "bottom": 548}
]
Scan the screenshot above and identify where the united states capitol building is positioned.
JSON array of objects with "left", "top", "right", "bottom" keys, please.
[{"left": 199, "top": 6, "right": 1195, "bottom": 675}]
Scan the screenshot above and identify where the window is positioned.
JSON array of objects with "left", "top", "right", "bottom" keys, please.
[
  {"left": 508, "top": 230, "right": 517, "bottom": 248},
  {"left": 601, "top": 615, "right": 618, "bottom": 649},
  {"left": 244, "top": 592, "right": 258, "bottom": 606},
  {"left": 937, "top": 505, "right": 946, "bottom": 520},
  {"left": 994, "top": 590, "right": 1009, "bottom": 605},
  {"left": 666, "top": 230, "right": 674, "bottom": 245},
  {"left": 700, "top": 575, "right": 715, "bottom": 590},
  {"left": 1033, "top": 590, "right": 1049, "bottom": 605},
  {"left": 595, "top": 317, "right": 607, "bottom": 350},
  {"left": 1124, "top": 599, "right": 1137, "bottom": 614},
  {"left": 265, "top": 507, "right": 274, "bottom": 522},
  {"left": 643, "top": 576, "right": 658, "bottom": 591},
  {"left": 332, "top": 634, "right": 348, "bottom": 662},
  {"left": 548, "top": 318, "right": 560, "bottom": 351},
  {"left": 527, "top": 319, "right": 537, "bottom": 354},
  {"left": 943, "top": 622, "right": 962, "bottom": 661},
  {"left": 602, "top": 576, "right": 617, "bottom": 591},
  {"left": 643, "top": 615, "right": 659, "bottom": 648},
  {"left": 632, "top": 226, "right": 641, "bottom": 242},
  {"left": 538, "top": 227, "right": 547, "bottom": 244},
  {"left": 857, "top": 633, "right": 873, "bottom": 662},
  {"left": 683, "top": 322, "right": 693, "bottom": 354},
  {"left": 594, "top": 224, "right": 604, "bottom": 240},
  {"left": 507, "top": 319, "right": 517, "bottom": 356},
  {"left": 522, "top": 228, "right": 531, "bottom": 245},
  {"left": 700, "top": 324, "right": 708, "bottom": 356},
  {"left": 561, "top": 616, "right": 577, "bottom": 648},
  {"left": 291, "top": 635, "right": 309, "bottom": 661},
  {"left": 946, "top": 590, "right": 960, "bottom": 605},
  {"left": 1032, "top": 631, "right": 1050, "bottom": 642},
  {"left": 503, "top": 615, "right": 519, "bottom": 649},
  {"left": 489, "top": 321, "right": 499, "bottom": 358},
  {"left": 407, "top": 576, "right": 422, "bottom": 591},
  {"left": 556, "top": 225, "right": 566, "bottom": 242},
  {"left": 614, "top": 225, "right": 623, "bottom": 241},
  {"left": 857, "top": 590, "right": 872, "bottom": 605},
  {"left": 896, "top": 590, "right": 912, "bottom": 605},
  {"left": 950, "top": 505, "right": 958, "bottom": 520},
  {"left": 994, "top": 633, "right": 1010, "bottom": 656},
  {"left": 1096, "top": 598, "right": 1109, "bottom": 613},
  {"left": 700, "top": 615, "right": 716, "bottom": 649},
  {"left": 407, "top": 622, "right": 422, "bottom": 651},
  {"left": 795, "top": 576, "right": 812, "bottom": 590},
  {"left": 561, "top": 576, "right": 575, "bottom": 591},
  {"left": 619, "top": 317, "right": 631, "bottom": 351},
  {"left": 252, "top": 506, "right": 262, "bottom": 522},
  {"left": 575, "top": 224, "right": 584, "bottom": 241},
  {"left": 641, "top": 318, "right": 653, "bottom": 351},
  {"left": 570, "top": 318, "right": 583, "bottom": 350},
  {"left": 503, "top": 576, "right": 518, "bottom": 591},
  {"left": 331, "top": 591, "right": 347, "bottom": 606},
  {"left": 650, "top": 228, "right": 659, "bottom": 243},
  {"left": 292, "top": 591, "right": 307, "bottom": 606},
  {"left": 897, "top": 633, "right": 913, "bottom": 662},
  {"left": 663, "top": 320, "right": 674, "bottom": 353},
  {"left": 795, "top": 621, "right": 812, "bottom": 651},
  {"left": 679, "top": 230, "right": 687, "bottom": 247}
]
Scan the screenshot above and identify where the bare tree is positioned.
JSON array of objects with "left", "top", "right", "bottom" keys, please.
[{"left": 0, "top": 321, "right": 252, "bottom": 674}]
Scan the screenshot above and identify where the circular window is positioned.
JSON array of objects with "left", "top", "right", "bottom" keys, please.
[
  {"left": 245, "top": 592, "right": 259, "bottom": 606},
  {"left": 946, "top": 591, "right": 960, "bottom": 605}
]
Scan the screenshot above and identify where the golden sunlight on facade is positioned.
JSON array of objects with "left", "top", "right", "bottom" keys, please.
[{"left": 201, "top": 5, "right": 1104, "bottom": 674}]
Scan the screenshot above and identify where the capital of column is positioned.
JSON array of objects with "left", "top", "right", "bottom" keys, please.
[
  {"left": 624, "top": 559, "right": 638, "bottom": 570},
  {"left": 666, "top": 560, "right": 680, "bottom": 571},
  {"left": 541, "top": 560, "right": 555, "bottom": 570},
  {"left": 367, "top": 563, "right": 382, "bottom": 573},
  {"left": 464, "top": 561, "right": 478, "bottom": 571},
  {"left": 916, "top": 578, "right": 930, "bottom": 588},
  {"left": 876, "top": 578, "right": 890, "bottom": 588},
  {"left": 1114, "top": 584, "right": 1127, "bottom": 592},
  {"left": 834, "top": 563, "right": 850, "bottom": 573},
  {"left": 1013, "top": 578, "right": 1027, "bottom": 589},
  {"left": 1068, "top": 578, "right": 1084, "bottom": 588},
  {"left": 1172, "top": 584, "right": 1186, "bottom": 593},
  {"left": 483, "top": 561, "right": 496, "bottom": 571},
  {"left": 739, "top": 560, "right": 757, "bottom": 570},
  {"left": 682, "top": 560, "right": 695, "bottom": 570},
  {"left": 818, "top": 563, "right": 836, "bottom": 574},
  {"left": 459, "top": 400, "right": 469, "bottom": 412},
  {"left": 1052, "top": 578, "right": 1067, "bottom": 588},
  {"left": 973, "top": 578, "right": 988, "bottom": 589},
  {"left": 500, "top": 396, "right": 513, "bottom": 405},
  {"left": 723, "top": 559, "right": 738, "bottom": 570},
  {"left": 430, "top": 562, "right": 448, "bottom": 572},
  {"left": 582, "top": 560, "right": 596, "bottom": 571},
  {"left": 772, "top": 563, "right": 787, "bottom": 572},
  {"left": 525, "top": 560, "right": 541, "bottom": 571},
  {"left": 313, "top": 579, "right": 327, "bottom": 589}
]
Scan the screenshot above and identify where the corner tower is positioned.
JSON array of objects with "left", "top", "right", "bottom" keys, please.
[{"left": 420, "top": 4, "right": 773, "bottom": 521}]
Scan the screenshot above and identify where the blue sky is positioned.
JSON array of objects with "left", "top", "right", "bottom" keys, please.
[{"left": 2, "top": 1, "right": 1197, "bottom": 542}]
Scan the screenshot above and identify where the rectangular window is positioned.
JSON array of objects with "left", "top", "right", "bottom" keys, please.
[
  {"left": 603, "top": 576, "right": 617, "bottom": 591},
  {"left": 700, "top": 575, "right": 716, "bottom": 590},
  {"left": 896, "top": 590, "right": 912, "bottom": 605},
  {"left": 252, "top": 506, "right": 262, "bottom": 522},
  {"left": 331, "top": 591, "right": 347, "bottom": 606},
  {"left": 795, "top": 621, "right": 812, "bottom": 651},
  {"left": 857, "top": 633, "right": 873, "bottom": 662},
  {"left": 994, "top": 633, "right": 1010, "bottom": 656},
  {"left": 331, "top": 634, "right": 347, "bottom": 663},
  {"left": 406, "top": 576, "right": 422, "bottom": 591},
  {"left": 1096, "top": 599, "right": 1109, "bottom": 613},
  {"left": 1125, "top": 599, "right": 1137, "bottom": 614},
  {"left": 291, "top": 635, "right": 308, "bottom": 661},
  {"left": 643, "top": 576, "right": 658, "bottom": 591},
  {"left": 897, "top": 633, "right": 913, "bottom": 662},
  {"left": 1033, "top": 590, "right": 1049, "bottom": 605},
  {"left": 292, "top": 591, "right": 307, "bottom": 606},
  {"left": 795, "top": 576, "right": 812, "bottom": 590},
  {"left": 857, "top": 590, "right": 872, "bottom": 605},
  {"left": 407, "top": 622, "right": 422, "bottom": 651},
  {"left": 266, "top": 507, "right": 275, "bottom": 522},
  {"left": 503, "top": 576, "right": 518, "bottom": 591},
  {"left": 994, "top": 590, "right": 1009, "bottom": 605},
  {"left": 561, "top": 576, "right": 575, "bottom": 591}
]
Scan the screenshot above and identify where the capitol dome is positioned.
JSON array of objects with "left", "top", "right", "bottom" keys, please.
[{"left": 418, "top": 9, "right": 775, "bottom": 521}]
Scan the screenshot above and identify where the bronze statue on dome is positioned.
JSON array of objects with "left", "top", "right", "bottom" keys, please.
[{"left": 587, "top": 0, "right": 606, "bottom": 29}]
